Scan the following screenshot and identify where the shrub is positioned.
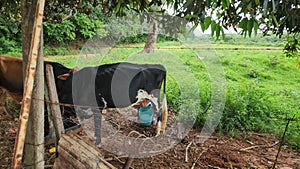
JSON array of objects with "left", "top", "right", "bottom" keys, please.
[
  {"left": 0, "top": 14, "right": 22, "bottom": 54},
  {"left": 43, "top": 13, "right": 107, "bottom": 45},
  {"left": 166, "top": 76, "right": 181, "bottom": 110},
  {"left": 72, "top": 13, "right": 107, "bottom": 39},
  {"left": 219, "top": 82, "right": 276, "bottom": 133},
  {"left": 44, "top": 20, "right": 76, "bottom": 45}
]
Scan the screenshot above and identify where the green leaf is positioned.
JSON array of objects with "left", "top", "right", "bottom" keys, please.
[
  {"left": 116, "top": 1, "right": 121, "bottom": 13},
  {"left": 247, "top": 18, "right": 253, "bottom": 37},
  {"left": 204, "top": 17, "right": 211, "bottom": 30},
  {"left": 211, "top": 20, "right": 216, "bottom": 37},
  {"left": 272, "top": 15, "right": 279, "bottom": 27},
  {"left": 253, "top": 19, "right": 259, "bottom": 35},
  {"left": 216, "top": 24, "right": 220, "bottom": 40},
  {"left": 200, "top": 22, "right": 206, "bottom": 32},
  {"left": 222, "top": 0, "right": 228, "bottom": 8},
  {"left": 221, "top": 27, "right": 225, "bottom": 39},
  {"left": 184, "top": 15, "right": 198, "bottom": 20},
  {"left": 239, "top": 18, "right": 248, "bottom": 30}
]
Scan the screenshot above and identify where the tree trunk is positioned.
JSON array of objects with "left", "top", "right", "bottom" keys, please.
[
  {"left": 21, "top": 0, "right": 45, "bottom": 168},
  {"left": 140, "top": 19, "right": 159, "bottom": 53}
]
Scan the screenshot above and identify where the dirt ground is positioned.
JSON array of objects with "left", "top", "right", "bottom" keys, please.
[
  {"left": 101, "top": 131, "right": 300, "bottom": 169},
  {"left": 1, "top": 89, "right": 300, "bottom": 169}
]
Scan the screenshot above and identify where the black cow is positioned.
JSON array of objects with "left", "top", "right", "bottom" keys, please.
[{"left": 58, "top": 62, "right": 167, "bottom": 144}]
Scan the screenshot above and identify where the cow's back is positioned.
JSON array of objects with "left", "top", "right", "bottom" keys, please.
[
  {"left": 59, "top": 62, "right": 166, "bottom": 109},
  {"left": 96, "top": 62, "right": 166, "bottom": 108}
]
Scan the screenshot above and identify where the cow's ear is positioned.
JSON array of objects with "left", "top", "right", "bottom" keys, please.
[{"left": 57, "top": 73, "right": 70, "bottom": 80}]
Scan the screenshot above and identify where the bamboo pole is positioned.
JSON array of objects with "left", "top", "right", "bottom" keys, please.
[{"left": 12, "top": 0, "right": 45, "bottom": 168}]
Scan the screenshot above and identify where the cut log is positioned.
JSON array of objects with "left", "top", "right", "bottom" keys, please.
[{"left": 53, "top": 134, "right": 116, "bottom": 169}]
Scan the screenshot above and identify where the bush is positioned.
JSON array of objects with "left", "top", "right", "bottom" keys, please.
[
  {"left": 72, "top": 13, "right": 107, "bottom": 39},
  {"left": 0, "top": 14, "right": 22, "bottom": 54},
  {"left": 43, "top": 13, "right": 107, "bottom": 45},
  {"left": 219, "top": 82, "right": 276, "bottom": 133},
  {"left": 44, "top": 20, "right": 76, "bottom": 45},
  {"left": 166, "top": 76, "right": 181, "bottom": 110}
]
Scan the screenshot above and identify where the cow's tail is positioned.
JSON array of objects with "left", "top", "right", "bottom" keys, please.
[{"left": 163, "top": 72, "right": 166, "bottom": 94}]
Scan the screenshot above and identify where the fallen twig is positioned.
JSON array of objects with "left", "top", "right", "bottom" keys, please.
[
  {"left": 240, "top": 141, "right": 279, "bottom": 151},
  {"left": 114, "top": 156, "right": 125, "bottom": 164},
  {"left": 138, "top": 137, "right": 156, "bottom": 153},
  {"left": 185, "top": 141, "right": 193, "bottom": 162},
  {"left": 44, "top": 165, "right": 54, "bottom": 168},
  {"left": 266, "top": 141, "right": 280, "bottom": 148},
  {"left": 128, "top": 130, "right": 146, "bottom": 138},
  {"left": 191, "top": 147, "right": 208, "bottom": 169},
  {"left": 240, "top": 145, "right": 260, "bottom": 151},
  {"left": 46, "top": 153, "right": 56, "bottom": 164},
  {"left": 107, "top": 119, "right": 121, "bottom": 136},
  {"left": 207, "top": 164, "right": 221, "bottom": 169}
]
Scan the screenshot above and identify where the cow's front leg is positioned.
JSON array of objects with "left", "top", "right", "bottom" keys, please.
[{"left": 94, "top": 109, "right": 102, "bottom": 145}]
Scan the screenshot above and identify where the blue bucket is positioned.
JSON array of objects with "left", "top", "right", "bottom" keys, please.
[{"left": 138, "top": 105, "right": 154, "bottom": 126}]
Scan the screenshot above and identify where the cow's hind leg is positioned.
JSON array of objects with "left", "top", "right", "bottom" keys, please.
[
  {"left": 161, "top": 94, "right": 168, "bottom": 133},
  {"left": 155, "top": 120, "right": 162, "bottom": 137},
  {"left": 155, "top": 94, "right": 168, "bottom": 136},
  {"left": 94, "top": 109, "right": 102, "bottom": 145}
]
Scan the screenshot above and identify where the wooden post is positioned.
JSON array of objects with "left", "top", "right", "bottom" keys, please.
[
  {"left": 23, "top": 28, "right": 45, "bottom": 168},
  {"left": 45, "top": 64, "right": 65, "bottom": 140},
  {"left": 12, "top": 0, "right": 45, "bottom": 168},
  {"left": 44, "top": 82, "right": 55, "bottom": 141}
]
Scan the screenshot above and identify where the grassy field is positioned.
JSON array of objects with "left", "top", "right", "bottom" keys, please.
[{"left": 36, "top": 40, "right": 300, "bottom": 148}]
